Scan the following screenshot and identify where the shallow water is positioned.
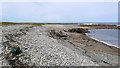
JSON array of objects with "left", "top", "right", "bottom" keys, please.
[{"left": 87, "top": 29, "right": 119, "bottom": 47}]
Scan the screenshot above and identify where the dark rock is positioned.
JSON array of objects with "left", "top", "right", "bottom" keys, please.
[
  {"left": 68, "top": 28, "right": 90, "bottom": 33},
  {"left": 49, "top": 30, "right": 68, "bottom": 39}
]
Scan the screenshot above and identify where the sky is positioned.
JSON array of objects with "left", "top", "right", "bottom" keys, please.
[
  {"left": 0, "top": 0, "right": 119, "bottom": 2},
  {"left": 1, "top": 2, "right": 118, "bottom": 23}
]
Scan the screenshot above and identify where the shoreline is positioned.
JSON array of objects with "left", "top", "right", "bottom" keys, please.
[
  {"left": 47, "top": 24, "right": 119, "bottom": 65},
  {"left": 1, "top": 24, "right": 119, "bottom": 66},
  {"left": 86, "top": 33, "right": 119, "bottom": 48}
]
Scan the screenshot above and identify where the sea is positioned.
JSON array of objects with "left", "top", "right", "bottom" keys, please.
[
  {"left": 86, "top": 29, "right": 119, "bottom": 48},
  {"left": 64, "top": 23, "right": 119, "bottom": 48},
  {"left": 86, "top": 23, "right": 119, "bottom": 48}
]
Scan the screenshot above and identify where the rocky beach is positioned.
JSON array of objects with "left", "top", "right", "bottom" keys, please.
[{"left": 0, "top": 24, "right": 119, "bottom": 67}]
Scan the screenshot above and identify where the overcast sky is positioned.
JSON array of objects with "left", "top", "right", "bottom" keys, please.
[
  {"left": 1, "top": 0, "right": 119, "bottom": 2},
  {"left": 2, "top": 2, "right": 118, "bottom": 23}
]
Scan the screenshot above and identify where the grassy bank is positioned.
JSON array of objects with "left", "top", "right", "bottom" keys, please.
[
  {"left": 1, "top": 22, "right": 44, "bottom": 26},
  {"left": 80, "top": 25, "right": 120, "bottom": 30}
]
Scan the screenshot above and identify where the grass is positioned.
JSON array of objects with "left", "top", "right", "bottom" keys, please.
[
  {"left": 1, "top": 22, "right": 44, "bottom": 26},
  {"left": 80, "top": 24, "right": 120, "bottom": 30}
]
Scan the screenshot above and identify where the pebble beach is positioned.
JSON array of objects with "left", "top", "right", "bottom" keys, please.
[{"left": 0, "top": 24, "right": 119, "bottom": 67}]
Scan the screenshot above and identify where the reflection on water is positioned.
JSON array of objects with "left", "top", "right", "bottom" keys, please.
[{"left": 87, "top": 29, "right": 119, "bottom": 47}]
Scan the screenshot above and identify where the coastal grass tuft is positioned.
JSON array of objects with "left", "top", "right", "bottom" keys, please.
[
  {"left": 80, "top": 24, "right": 119, "bottom": 30},
  {"left": 1, "top": 22, "right": 44, "bottom": 26}
]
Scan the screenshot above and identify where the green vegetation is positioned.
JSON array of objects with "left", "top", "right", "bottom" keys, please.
[
  {"left": 80, "top": 24, "right": 119, "bottom": 30},
  {"left": 1, "top": 22, "right": 44, "bottom": 26}
]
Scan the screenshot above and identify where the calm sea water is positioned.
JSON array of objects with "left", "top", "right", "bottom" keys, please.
[{"left": 87, "top": 29, "right": 119, "bottom": 47}]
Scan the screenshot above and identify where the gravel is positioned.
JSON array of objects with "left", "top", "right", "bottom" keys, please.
[{"left": 1, "top": 25, "right": 99, "bottom": 66}]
